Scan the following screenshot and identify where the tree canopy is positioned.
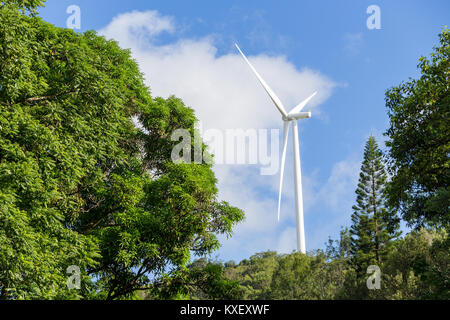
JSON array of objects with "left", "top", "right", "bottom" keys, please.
[
  {"left": 206, "top": 228, "right": 448, "bottom": 300},
  {"left": 385, "top": 28, "right": 449, "bottom": 229},
  {"left": 0, "top": 1, "right": 243, "bottom": 299}
]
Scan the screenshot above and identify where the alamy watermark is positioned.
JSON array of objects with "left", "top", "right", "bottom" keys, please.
[
  {"left": 66, "top": 265, "right": 81, "bottom": 290},
  {"left": 171, "top": 122, "right": 280, "bottom": 175},
  {"left": 366, "top": 265, "right": 381, "bottom": 290},
  {"left": 366, "top": 5, "right": 381, "bottom": 30},
  {"left": 66, "top": 5, "right": 81, "bottom": 30}
]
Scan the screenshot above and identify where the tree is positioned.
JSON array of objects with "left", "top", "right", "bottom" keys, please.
[
  {"left": 350, "top": 136, "right": 400, "bottom": 276},
  {"left": 385, "top": 27, "right": 450, "bottom": 228},
  {"left": 215, "top": 231, "right": 448, "bottom": 300},
  {"left": 380, "top": 228, "right": 449, "bottom": 299},
  {"left": 141, "top": 258, "right": 244, "bottom": 300},
  {"left": 266, "top": 251, "right": 346, "bottom": 300},
  {"left": 0, "top": 1, "right": 243, "bottom": 299},
  {"left": 326, "top": 227, "right": 352, "bottom": 261},
  {"left": 236, "top": 251, "right": 278, "bottom": 299},
  {"left": 268, "top": 253, "right": 312, "bottom": 299},
  {"left": 0, "top": 0, "right": 44, "bottom": 15}
]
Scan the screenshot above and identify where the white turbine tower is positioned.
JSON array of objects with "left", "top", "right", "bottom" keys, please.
[{"left": 235, "top": 43, "right": 317, "bottom": 254}]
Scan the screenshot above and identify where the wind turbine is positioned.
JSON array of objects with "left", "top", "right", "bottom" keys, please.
[{"left": 235, "top": 43, "right": 317, "bottom": 254}]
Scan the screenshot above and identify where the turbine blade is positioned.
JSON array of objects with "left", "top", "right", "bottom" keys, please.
[
  {"left": 277, "top": 121, "right": 290, "bottom": 221},
  {"left": 288, "top": 91, "right": 317, "bottom": 116},
  {"left": 235, "top": 43, "right": 287, "bottom": 117}
]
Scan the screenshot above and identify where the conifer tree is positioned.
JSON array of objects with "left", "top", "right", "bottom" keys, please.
[{"left": 350, "top": 136, "right": 400, "bottom": 275}]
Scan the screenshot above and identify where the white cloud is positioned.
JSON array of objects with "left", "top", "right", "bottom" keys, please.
[
  {"left": 99, "top": 10, "right": 347, "bottom": 262},
  {"left": 100, "top": 10, "right": 174, "bottom": 48},
  {"left": 315, "top": 157, "right": 360, "bottom": 213},
  {"left": 99, "top": 10, "right": 335, "bottom": 131}
]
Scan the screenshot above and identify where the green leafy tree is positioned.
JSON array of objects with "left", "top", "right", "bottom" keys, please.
[
  {"left": 268, "top": 253, "right": 311, "bottom": 299},
  {"left": 0, "top": 1, "right": 243, "bottom": 299},
  {"left": 350, "top": 136, "right": 401, "bottom": 276},
  {"left": 268, "top": 251, "right": 347, "bottom": 300},
  {"left": 326, "top": 227, "right": 351, "bottom": 261},
  {"left": 140, "top": 257, "right": 244, "bottom": 300},
  {"left": 373, "top": 228, "right": 449, "bottom": 300},
  {"left": 232, "top": 251, "right": 278, "bottom": 299},
  {"left": 385, "top": 27, "right": 450, "bottom": 228},
  {"left": 0, "top": 0, "right": 44, "bottom": 15},
  {"left": 215, "top": 230, "right": 447, "bottom": 300}
]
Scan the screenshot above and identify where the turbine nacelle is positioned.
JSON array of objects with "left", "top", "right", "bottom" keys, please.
[{"left": 283, "top": 111, "right": 312, "bottom": 121}]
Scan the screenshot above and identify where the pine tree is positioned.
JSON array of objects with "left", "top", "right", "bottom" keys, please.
[{"left": 350, "top": 136, "right": 401, "bottom": 275}]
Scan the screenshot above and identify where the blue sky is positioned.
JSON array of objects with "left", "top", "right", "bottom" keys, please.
[{"left": 40, "top": 0, "right": 449, "bottom": 263}]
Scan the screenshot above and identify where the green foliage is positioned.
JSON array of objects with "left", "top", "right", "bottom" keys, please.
[
  {"left": 350, "top": 136, "right": 401, "bottom": 275},
  {"left": 326, "top": 227, "right": 351, "bottom": 260},
  {"left": 385, "top": 27, "right": 450, "bottom": 228},
  {"left": 225, "top": 251, "right": 278, "bottom": 299},
  {"left": 269, "top": 253, "right": 311, "bottom": 299},
  {"left": 204, "top": 250, "right": 348, "bottom": 300},
  {"left": 0, "top": 4, "right": 243, "bottom": 299},
  {"left": 141, "top": 258, "right": 243, "bottom": 300},
  {"left": 211, "top": 228, "right": 448, "bottom": 300},
  {"left": 365, "top": 228, "right": 449, "bottom": 299},
  {"left": 269, "top": 252, "right": 347, "bottom": 300},
  {"left": 0, "top": 0, "right": 45, "bottom": 16},
  {"left": 187, "top": 259, "right": 244, "bottom": 300}
]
